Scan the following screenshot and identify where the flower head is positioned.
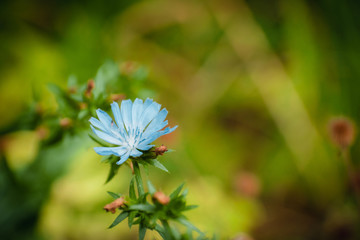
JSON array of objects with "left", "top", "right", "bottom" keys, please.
[{"left": 90, "top": 98, "right": 177, "bottom": 165}]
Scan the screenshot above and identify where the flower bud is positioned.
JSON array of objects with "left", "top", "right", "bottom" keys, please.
[
  {"left": 234, "top": 171, "right": 261, "bottom": 198},
  {"left": 85, "top": 79, "right": 95, "bottom": 98},
  {"left": 153, "top": 191, "right": 170, "bottom": 205},
  {"left": 59, "top": 118, "right": 72, "bottom": 128},
  {"left": 328, "top": 117, "right": 356, "bottom": 149},
  {"left": 36, "top": 126, "right": 49, "bottom": 140},
  {"left": 120, "top": 61, "right": 137, "bottom": 75},
  {"left": 155, "top": 145, "right": 168, "bottom": 156},
  {"left": 103, "top": 197, "right": 125, "bottom": 214}
]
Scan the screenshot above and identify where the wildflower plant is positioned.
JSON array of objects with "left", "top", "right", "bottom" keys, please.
[{"left": 89, "top": 99, "right": 209, "bottom": 239}]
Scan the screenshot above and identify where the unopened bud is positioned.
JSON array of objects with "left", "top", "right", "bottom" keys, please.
[
  {"left": 120, "top": 61, "right": 137, "bottom": 75},
  {"left": 328, "top": 117, "right": 356, "bottom": 149},
  {"left": 234, "top": 172, "right": 261, "bottom": 198},
  {"left": 109, "top": 94, "right": 126, "bottom": 102},
  {"left": 60, "top": 118, "right": 72, "bottom": 128},
  {"left": 85, "top": 79, "right": 95, "bottom": 98},
  {"left": 79, "top": 102, "right": 88, "bottom": 110},
  {"left": 36, "top": 126, "right": 49, "bottom": 140},
  {"left": 153, "top": 191, "right": 170, "bottom": 205},
  {"left": 103, "top": 197, "right": 125, "bottom": 214},
  {"left": 155, "top": 145, "right": 168, "bottom": 156}
]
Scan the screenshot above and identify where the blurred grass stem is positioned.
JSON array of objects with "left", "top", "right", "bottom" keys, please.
[{"left": 341, "top": 149, "right": 360, "bottom": 209}]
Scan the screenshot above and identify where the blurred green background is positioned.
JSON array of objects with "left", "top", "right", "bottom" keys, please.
[{"left": 1, "top": 0, "right": 360, "bottom": 239}]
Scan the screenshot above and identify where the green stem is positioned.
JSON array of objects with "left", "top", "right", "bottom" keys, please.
[{"left": 132, "top": 160, "right": 144, "bottom": 197}]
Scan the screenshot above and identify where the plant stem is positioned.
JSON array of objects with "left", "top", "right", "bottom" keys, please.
[{"left": 132, "top": 160, "right": 144, "bottom": 197}]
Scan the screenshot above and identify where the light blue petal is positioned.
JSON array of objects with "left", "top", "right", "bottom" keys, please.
[
  {"left": 138, "top": 126, "right": 178, "bottom": 147},
  {"left": 130, "top": 148, "right": 143, "bottom": 157},
  {"left": 116, "top": 151, "right": 130, "bottom": 165},
  {"left": 91, "top": 125, "right": 123, "bottom": 145},
  {"left": 121, "top": 99, "right": 133, "bottom": 132},
  {"left": 132, "top": 98, "right": 144, "bottom": 128},
  {"left": 142, "top": 120, "right": 168, "bottom": 139},
  {"left": 136, "top": 144, "right": 154, "bottom": 151},
  {"left": 96, "top": 108, "right": 113, "bottom": 128},
  {"left": 111, "top": 102, "right": 124, "bottom": 130},
  {"left": 89, "top": 117, "right": 107, "bottom": 132},
  {"left": 139, "top": 101, "right": 161, "bottom": 131},
  {"left": 143, "top": 98, "right": 153, "bottom": 109},
  {"left": 94, "top": 146, "right": 128, "bottom": 156},
  {"left": 143, "top": 108, "right": 168, "bottom": 135}
]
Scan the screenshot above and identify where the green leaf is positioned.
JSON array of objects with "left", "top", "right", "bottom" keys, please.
[
  {"left": 129, "top": 176, "right": 136, "bottom": 200},
  {"left": 176, "top": 217, "right": 201, "bottom": 233},
  {"left": 106, "top": 162, "right": 120, "bottom": 183},
  {"left": 107, "top": 191, "right": 121, "bottom": 199},
  {"left": 184, "top": 205, "right": 198, "bottom": 211},
  {"left": 139, "top": 223, "right": 147, "bottom": 240},
  {"left": 155, "top": 224, "right": 166, "bottom": 239},
  {"left": 147, "top": 180, "right": 156, "bottom": 195},
  {"left": 129, "top": 204, "right": 155, "bottom": 213},
  {"left": 170, "top": 183, "right": 185, "bottom": 199},
  {"left": 182, "top": 188, "right": 189, "bottom": 197},
  {"left": 108, "top": 211, "right": 129, "bottom": 228},
  {"left": 148, "top": 159, "right": 169, "bottom": 173},
  {"left": 128, "top": 211, "right": 137, "bottom": 228}
]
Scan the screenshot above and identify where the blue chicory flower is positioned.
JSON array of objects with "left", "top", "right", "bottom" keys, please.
[{"left": 89, "top": 98, "right": 177, "bottom": 165}]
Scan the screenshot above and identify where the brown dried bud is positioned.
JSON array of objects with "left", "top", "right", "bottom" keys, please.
[
  {"left": 328, "top": 117, "right": 356, "bottom": 149},
  {"left": 59, "top": 118, "right": 72, "bottom": 128},
  {"left": 109, "top": 94, "right": 126, "bottom": 102},
  {"left": 234, "top": 172, "right": 261, "bottom": 198},
  {"left": 155, "top": 145, "right": 168, "bottom": 156},
  {"left": 103, "top": 197, "right": 125, "bottom": 214},
  {"left": 153, "top": 191, "right": 170, "bottom": 205},
  {"left": 36, "top": 126, "right": 49, "bottom": 140},
  {"left": 85, "top": 79, "right": 95, "bottom": 98}
]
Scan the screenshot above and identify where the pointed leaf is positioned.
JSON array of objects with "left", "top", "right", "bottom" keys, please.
[
  {"left": 109, "top": 211, "right": 129, "bottom": 228},
  {"left": 176, "top": 217, "right": 201, "bottom": 233},
  {"left": 155, "top": 224, "right": 166, "bottom": 239},
  {"left": 107, "top": 191, "right": 121, "bottom": 199},
  {"left": 128, "top": 211, "right": 137, "bottom": 228},
  {"left": 147, "top": 180, "right": 156, "bottom": 195},
  {"left": 129, "top": 204, "right": 155, "bottom": 213},
  {"left": 184, "top": 205, "right": 198, "bottom": 211},
  {"left": 106, "top": 162, "right": 120, "bottom": 183},
  {"left": 148, "top": 159, "right": 169, "bottom": 173},
  {"left": 139, "top": 223, "right": 147, "bottom": 240},
  {"left": 170, "top": 183, "right": 185, "bottom": 199}
]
